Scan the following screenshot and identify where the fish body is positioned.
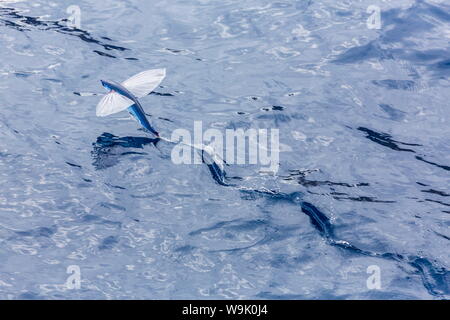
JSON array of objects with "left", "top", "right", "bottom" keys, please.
[
  {"left": 96, "top": 69, "right": 166, "bottom": 137},
  {"left": 100, "top": 79, "right": 159, "bottom": 136},
  {"left": 96, "top": 69, "right": 228, "bottom": 185}
]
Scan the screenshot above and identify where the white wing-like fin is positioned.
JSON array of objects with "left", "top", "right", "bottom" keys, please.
[
  {"left": 96, "top": 91, "right": 134, "bottom": 117},
  {"left": 122, "top": 68, "right": 166, "bottom": 98}
]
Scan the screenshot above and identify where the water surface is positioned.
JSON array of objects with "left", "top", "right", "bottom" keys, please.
[{"left": 0, "top": 0, "right": 449, "bottom": 299}]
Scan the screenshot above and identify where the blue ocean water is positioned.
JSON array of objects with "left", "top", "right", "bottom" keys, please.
[{"left": 0, "top": 0, "right": 449, "bottom": 299}]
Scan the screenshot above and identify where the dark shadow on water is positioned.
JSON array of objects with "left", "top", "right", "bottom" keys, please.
[
  {"left": 218, "top": 188, "right": 449, "bottom": 297},
  {"left": 91, "top": 132, "right": 158, "bottom": 170},
  {"left": 92, "top": 132, "right": 229, "bottom": 186},
  {"left": 0, "top": 7, "right": 134, "bottom": 59},
  {"left": 415, "top": 156, "right": 450, "bottom": 171},
  {"left": 357, "top": 127, "right": 450, "bottom": 172},
  {"left": 332, "top": 0, "right": 450, "bottom": 77},
  {"left": 358, "top": 127, "right": 420, "bottom": 152},
  {"left": 283, "top": 172, "right": 370, "bottom": 188}
]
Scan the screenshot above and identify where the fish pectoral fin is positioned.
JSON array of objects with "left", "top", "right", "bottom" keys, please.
[
  {"left": 96, "top": 92, "right": 134, "bottom": 117},
  {"left": 121, "top": 68, "right": 166, "bottom": 98}
]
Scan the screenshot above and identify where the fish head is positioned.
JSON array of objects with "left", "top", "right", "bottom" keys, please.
[{"left": 100, "top": 80, "right": 114, "bottom": 91}]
